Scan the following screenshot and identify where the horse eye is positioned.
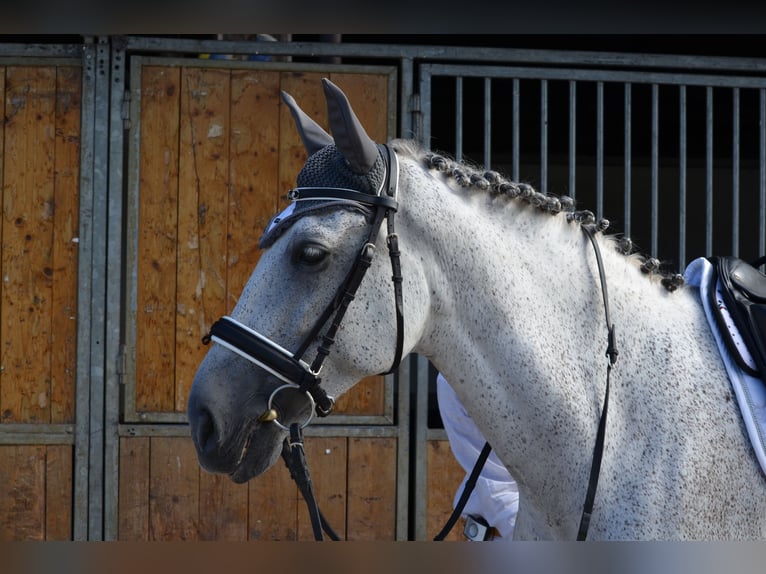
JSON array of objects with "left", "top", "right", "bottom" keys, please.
[{"left": 295, "top": 243, "right": 328, "bottom": 266}]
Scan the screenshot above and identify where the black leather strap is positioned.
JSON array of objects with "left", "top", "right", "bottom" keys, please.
[{"left": 577, "top": 224, "right": 619, "bottom": 541}]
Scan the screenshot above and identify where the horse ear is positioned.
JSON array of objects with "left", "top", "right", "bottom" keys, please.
[
  {"left": 322, "top": 78, "right": 380, "bottom": 174},
  {"left": 281, "top": 90, "right": 334, "bottom": 155}
]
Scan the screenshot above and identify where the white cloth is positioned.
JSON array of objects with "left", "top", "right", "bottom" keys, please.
[
  {"left": 684, "top": 257, "right": 766, "bottom": 476},
  {"left": 436, "top": 373, "right": 519, "bottom": 540}
]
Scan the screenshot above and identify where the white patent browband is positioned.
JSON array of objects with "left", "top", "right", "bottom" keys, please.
[{"left": 209, "top": 315, "right": 314, "bottom": 386}]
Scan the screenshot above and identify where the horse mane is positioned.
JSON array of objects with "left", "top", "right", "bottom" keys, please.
[{"left": 391, "top": 139, "right": 686, "bottom": 293}]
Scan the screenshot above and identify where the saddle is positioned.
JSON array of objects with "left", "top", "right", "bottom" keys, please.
[{"left": 708, "top": 256, "right": 766, "bottom": 379}]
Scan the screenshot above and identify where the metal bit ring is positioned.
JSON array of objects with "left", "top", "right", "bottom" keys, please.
[{"left": 261, "top": 383, "right": 315, "bottom": 431}]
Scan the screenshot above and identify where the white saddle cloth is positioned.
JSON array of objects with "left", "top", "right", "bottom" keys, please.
[{"left": 684, "top": 257, "right": 766, "bottom": 476}]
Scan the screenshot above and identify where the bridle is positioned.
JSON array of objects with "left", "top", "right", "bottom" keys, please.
[
  {"left": 201, "top": 144, "right": 402, "bottom": 540},
  {"left": 202, "top": 143, "right": 617, "bottom": 540}
]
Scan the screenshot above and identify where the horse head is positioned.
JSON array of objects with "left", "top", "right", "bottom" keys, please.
[{"left": 187, "top": 79, "right": 420, "bottom": 482}]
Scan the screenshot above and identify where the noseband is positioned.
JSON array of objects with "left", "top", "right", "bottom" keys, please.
[{"left": 203, "top": 144, "right": 403, "bottom": 425}]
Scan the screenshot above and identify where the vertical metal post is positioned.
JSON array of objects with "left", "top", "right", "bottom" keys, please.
[
  {"left": 103, "top": 37, "right": 126, "bottom": 540},
  {"left": 761, "top": 89, "right": 766, "bottom": 261},
  {"left": 74, "top": 40, "right": 97, "bottom": 543},
  {"left": 569, "top": 80, "right": 576, "bottom": 199},
  {"left": 624, "top": 83, "right": 632, "bottom": 240},
  {"left": 455, "top": 77, "right": 463, "bottom": 161},
  {"left": 679, "top": 85, "right": 688, "bottom": 270},
  {"left": 84, "top": 36, "right": 111, "bottom": 541},
  {"left": 706, "top": 86, "right": 714, "bottom": 256},
  {"left": 512, "top": 78, "right": 520, "bottom": 182},
  {"left": 651, "top": 84, "right": 659, "bottom": 257},
  {"left": 400, "top": 57, "right": 415, "bottom": 139},
  {"left": 541, "top": 79, "right": 548, "bottom": 194},
  {"left": 484, "top": 77, "right": 492, "bottom": 169},
  {"left": 413, "top": 354, "right": 431, "bottom": 540},
  {"left": 732, "top": 87, "right": 740, "bottom": 257},
  {"left": 596, "top": 81, "right": 604, "bottom": 220}
]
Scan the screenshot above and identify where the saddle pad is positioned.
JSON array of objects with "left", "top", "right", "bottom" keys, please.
[{"left": 685, "top": 257, "right": 766, "bottom": 476}]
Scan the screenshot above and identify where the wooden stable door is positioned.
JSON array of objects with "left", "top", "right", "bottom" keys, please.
[
  {"left": 118, "top": 60, "right": 403, "bottom": 540},
  {"left": 0, "top": 62, "right": 82, "bottom": 540}
]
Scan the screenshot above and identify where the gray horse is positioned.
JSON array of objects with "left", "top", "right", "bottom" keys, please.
[{"left": 187, "top": 78, "right": 766, "bottom": 540}]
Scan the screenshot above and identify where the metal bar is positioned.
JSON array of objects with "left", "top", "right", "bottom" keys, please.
[
  {"left": 399, "top": 57, "right": 414, "bottom": 139},
  {"left": 413, "top": 354, "right": 431, "bottom": 541},
  {"left": 569, "top": 80, "right": 576, "bottom": 199},
  {"left": 624, "top": 83, "right": 632, "bottom": 240},
  {"left": 0, "top": 43, "right": 83, "bottom": 58},
  {"left": 455, "top": 77, "right": 463, "bottom": 161},
  {"left": 541, "top": 79, "right": 548, "bottom": 194},
  {"left": 761, "top": 90, "right": 766, "bottom": 261},
  {"left": 121, "top": 36, "right": 766, "bottom": 74},
  {"left": 87, "top": 37, "right": 111, "bottom": 541},
  {"left": 706, "top": 86, "right": 714, "bottom": 256},
  {"left": 73, "top": 42, "right": 96, "bottom": 543},
  {"left": 732, "top": 87, "right": 740, "bottom": 257},
  {"left": 512, "top": 78, "right": 520, "bottom": 181},
  {"left": 596, "top": 81, "right": 604, "bottom": 220},
  {"left": 0, "top": 424, "right": 75, "bottom": 444},
  {"left": 651, "top": 83, "right": 659, "bottom": 257},
  {"left": 103, "top": 37, "right": 127, "bottom": 541},
  {"left": 395, "top": 359, "right": 411, "bottom": 540},
  {"left": 679, "top": 85, "right": 688, "bottom": 270},
  {"left": 420, "top": 68, "right": 432, "bottom": 148},
  {"left": 422, "top": 62, "right": 766, "bottom": 90},
  {"left": 484, "top": 77, "right": 492, "bottom": 169}
]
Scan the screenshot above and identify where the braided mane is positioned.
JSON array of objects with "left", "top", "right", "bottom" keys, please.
[{"left": 392, "top": 140, "right": 685, "bottom": 293}]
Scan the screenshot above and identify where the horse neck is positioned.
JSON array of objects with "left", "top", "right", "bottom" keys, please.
[{"left": 402, "top": 174, "right": 611, "bottom": 392}]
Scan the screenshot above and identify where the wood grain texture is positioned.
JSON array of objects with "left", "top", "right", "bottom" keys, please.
[
  {"left": 1, "top": 66, "right": 56, "bottom": 423},
  {"left": 148, "top": 437, "right": 200, "bottom": 540},
  {"left": 135, "top": 66, "right": 180, "bottom": 412},
  {"left": 426, "top": 440, "right": 466, "bottom": 541},
  {"left": 199, "top": 471, "right": 248, "bottom": 540},
  {"left": 50, "top": 66, "right": 80, "bottom": 424},
  {"left": 44, "top": 444, "right": 73, "bottom": 540},
  {"left": 118, "top": 437, "right": 150, "bottom": 540},
  {"left": 297, "top": 437, "right": 347, "bottom": 540},
  {"left": 247, "top": 456, "right": 299, "bottom": 540},
  {"left": 226, "top": 69, "right": 280, "bottom": 312},
  {"left": 175, "top": 67, "right": 230, "bottom": 413},
  {"left": 0, "top": 445, "right": 46, "bottom": 540},
  {"left": 347, "top": 437, "right": 397, "bottom": 540}
]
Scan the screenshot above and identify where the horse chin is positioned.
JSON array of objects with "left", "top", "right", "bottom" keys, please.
[{"left": 228, "top": 424, "right": 285, "bottom": 483}]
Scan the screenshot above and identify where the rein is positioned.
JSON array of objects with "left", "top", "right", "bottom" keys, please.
[{"left": 434, "top": 222, "right": 619, "bottom": 542}]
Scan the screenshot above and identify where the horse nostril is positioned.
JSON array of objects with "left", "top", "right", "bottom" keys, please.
[{"left": 194, "top": 408, "right": 217, "bottom": 453}]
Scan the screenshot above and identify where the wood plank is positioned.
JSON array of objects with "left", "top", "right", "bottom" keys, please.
[
  {"left": 247, "top": 455, "right": 298, "bottom": 540},
  {"left": 1, "top": 66, "right": 57, "bottom": 423},
  {"left": 118, "top": 437, "right": 150, "bottom": 540},
  {"left": 149, "top": 436, "right": 200, "bottom": 540},
  {"left": 44, "top": 444, "right": 73, "bottom": 540},
  {"left": 226, "top": 69, "right": 280, "bottom": 311},
  {"left": 426, "top": 439, "right": 466, "bottom": 541},
  {"left": 198, "top": 471, "right": 248, "bottom": 540},
  {"left": 0, "top": 445, "right": 46, "bottom": 540},
  {"left": 297, "top": 437, "right": 347, "bottom": 540},
  {"left": 347, "top": 437, "right": 396, "bottom": 540},
  {"left": 175, "top": 67, "right": 230, "bottom": 413},
  {"left": 328, "top": 72, "right": 390, "bottom": 142},
  {"left": 50, "top": 66, "right": 81, "bottom": 424},
  {"left": 278, "top": 71, "right": 327, "bottom": 212},
  {"left": 135, "top": 66, "right": 180, "bottom": 412},
  {"left": 333, "top": 375, "right": 385, "bottom": 416}
]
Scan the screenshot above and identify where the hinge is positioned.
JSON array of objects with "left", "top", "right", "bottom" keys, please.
[{"left": 121, "top": 90, "right": 131, "bottom": 130}]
